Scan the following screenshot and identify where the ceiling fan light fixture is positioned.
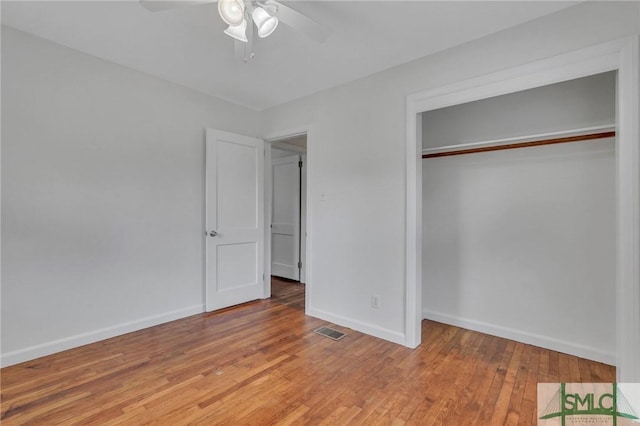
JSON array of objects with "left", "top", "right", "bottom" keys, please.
[
  {"left": 224, "top": 19, "right": 248, "bottom": 42},
  {"left": 218, "top": 0, "right": 245, "bottom": 26},
  {"left": 252, "top": 6, "right": 278, "bottom": 38}
]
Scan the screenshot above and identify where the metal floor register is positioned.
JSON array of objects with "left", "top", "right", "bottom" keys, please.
[{"left": 314, "top": 326, "right": 346, "bottom": 341}]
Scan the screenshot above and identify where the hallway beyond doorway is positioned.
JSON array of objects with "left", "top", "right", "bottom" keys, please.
[{"left": 271, "top": 276, "right": 304, "bottom": 311}]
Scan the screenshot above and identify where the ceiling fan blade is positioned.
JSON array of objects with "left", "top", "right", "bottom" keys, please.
[
  {"left": 271, "top": 2, "right": 330, "bottom": 43},
  {"left": 139, "top": 0, "right": 215, "bottom": 12}
]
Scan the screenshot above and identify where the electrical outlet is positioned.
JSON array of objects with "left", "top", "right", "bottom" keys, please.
[{"left": 371, "top": 295, "right": 381, "bottom": 309}]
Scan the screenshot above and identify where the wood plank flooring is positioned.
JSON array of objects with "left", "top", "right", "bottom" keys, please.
[{"left": 1, "top": 277, "right": 615, "bottom": 425}]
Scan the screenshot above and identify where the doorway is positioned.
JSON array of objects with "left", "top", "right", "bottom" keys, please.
[
  {"left": 204, "top": 128, "right": 311, "bottom": 315},
  {"left": 264, "top": 133, "right": 308, "bottom": 307}
]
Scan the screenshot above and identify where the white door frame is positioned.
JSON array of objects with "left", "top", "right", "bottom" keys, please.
[
  {"left": 406, "top": 37, "right": 639, "bottom": 381},
  {"left": 300, "top": 153, "right": 307, "bottom": 284},
  {"left": 263, "top": 127, "right": 312, "bottom": 313}
]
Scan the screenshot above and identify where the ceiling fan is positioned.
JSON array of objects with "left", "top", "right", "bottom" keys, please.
[{"left": 140, "top": 0, "right": 330, "bottom": 62}]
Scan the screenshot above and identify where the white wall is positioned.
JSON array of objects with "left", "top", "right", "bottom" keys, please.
[
  {"left": 422, "top": 72, "right": 616, "bottom": 149},
  {"left": 260, "top": 2, "right": 639, "bottom": 345},
  {"left": 1, "top": 27, "right": 262, "bottom": 366},
  {"left": 422, "top": 140, "right": 616, "bottom": 363}
]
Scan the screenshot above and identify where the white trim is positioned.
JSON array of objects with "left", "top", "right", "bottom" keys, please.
[
  {"left": 263, "top": 142, "right": 273, "bottom": 297},
  {"left": 300, "top": 154, "right": 307, "bottom": 284},
  {"left": 421, "top": 124, "right": 616, "bottom": 156},
  {"left": 406, "top": 37, "right": 640, "bottom": 381},
  {"left": 270, "top": 140, "right": 307, "bottom": 154},
  {"left": 423, "top": 309, "right": 615, "bottom": 366},
  {"left": 405, "top": 112, "right": 422, "bottom": 348},
  {"left": 272, "top": 262, "right": 294, "bottom": 278},
  {"left": 616, "top": 36, "right": 640, "bottom": 382},
  {"left": 408, "top": 38, "right": 624, "bottom": 109},
  {"left": 264, "top": 130, "right": 307, "bottom": 143},
  {"left": 0, "top": 305, "right": 204, "bottom": 368},
  {"left": 308, "top": 307, "right": 405, "bottom": 346}
]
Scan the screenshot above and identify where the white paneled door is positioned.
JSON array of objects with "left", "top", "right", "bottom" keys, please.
[
  {"left": 271, "top": 155, "right": 301, "bottom": 281},
  {"left": 205, "top": 129, "right": 264, "bottom": 311}
]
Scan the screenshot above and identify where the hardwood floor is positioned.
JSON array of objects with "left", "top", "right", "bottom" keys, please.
[
  {"left": 1, "top": 278, "right": 615, "bottom": 425},
  {"left": 270, "top": 277, "right": 305, "bottom": 312}
]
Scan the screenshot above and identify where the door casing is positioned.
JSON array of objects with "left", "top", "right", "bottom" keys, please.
[{"left": 263, "top": 129, "right": 311, "bottom": 313}]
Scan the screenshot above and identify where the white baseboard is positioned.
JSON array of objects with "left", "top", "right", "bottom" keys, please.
[
  {"left": 307, "top": 306, "right": 406, "bottom": 346},
  {"left": 1, "top": 305, "right": 205, "bottom": 368},
  {"left": 271, "top": 263, "right": 296, "bottom": 280},
  {"left": 423, "top": 308, "right": 615, "bottom": 366}
]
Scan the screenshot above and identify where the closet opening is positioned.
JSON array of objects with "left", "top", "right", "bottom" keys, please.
[
  {"left": 420, "top": 72, "right": 616, "bottom": 366},
  {"left": 406, "top": 38, "right": 639, "bottom": 382}
]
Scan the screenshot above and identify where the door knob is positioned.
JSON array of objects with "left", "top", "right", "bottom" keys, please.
[{"left": 209, "top": 230, "right": 218, "bottom": 237}]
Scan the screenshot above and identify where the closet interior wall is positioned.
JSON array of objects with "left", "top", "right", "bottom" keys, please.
[{"left": 421, "top": 72, "right": 617, "bottom": 364}]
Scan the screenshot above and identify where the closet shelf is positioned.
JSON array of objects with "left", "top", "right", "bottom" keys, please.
[{"left": 421, "top": 124, "right": 615, "bottom": 159}]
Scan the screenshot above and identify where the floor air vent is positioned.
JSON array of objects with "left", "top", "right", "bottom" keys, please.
[{"left": 314, "top": 326, "right": 346, "bottom": 341}]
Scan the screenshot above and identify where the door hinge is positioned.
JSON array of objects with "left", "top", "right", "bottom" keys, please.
[
  {"left": 263, "top": 273, "right": 265, "bottom": 281},
  {"left": 298, "top": 261, "right": 302, "bottom": 269},
  {"left": 298, "top": 160, "right": 303, "bottom": 168}
]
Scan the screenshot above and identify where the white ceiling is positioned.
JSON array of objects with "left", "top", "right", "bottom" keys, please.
[{"left": 1, "top": 1, "right": 578, "bottom": 110}]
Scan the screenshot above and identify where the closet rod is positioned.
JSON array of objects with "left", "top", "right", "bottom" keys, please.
[{"left": 421, "top": 131, "right": 616, "bottom": 159}]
